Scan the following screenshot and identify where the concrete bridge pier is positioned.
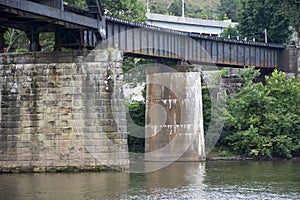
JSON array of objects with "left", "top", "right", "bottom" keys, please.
[
  {"left": 145, "top": 67, "right": 205, "bottom": 162},
  {"left": 280, "top": 46, "right": 300, "bottom": 77}
]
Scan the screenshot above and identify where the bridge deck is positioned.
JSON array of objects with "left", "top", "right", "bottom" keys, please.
[
  {"left": 106, "top": 17, "right": 285, "bottom": 68},
  {"left": 0, "top": 0, "right": 287, "bottom": 69}
]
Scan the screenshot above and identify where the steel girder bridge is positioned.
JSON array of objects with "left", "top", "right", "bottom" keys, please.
[{"left": 0, "top": 0, "right": 295, "bottom": 70}]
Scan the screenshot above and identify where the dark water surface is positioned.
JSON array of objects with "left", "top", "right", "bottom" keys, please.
[{"left": 0, "top": 161, "right": 299, "bottom": 199}]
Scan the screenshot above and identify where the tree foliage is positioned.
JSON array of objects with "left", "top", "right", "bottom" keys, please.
[
  {"left": 64, "top": 0, "right": 147, "bottom": 22},
  {"left": 237, "top": 0, "right": 292, "bottom": 44},
  {"left": 149, "top": 1, "right": 171, "bottom": 15},
  {"left": 220, "top": 25, "right": 239, "bottom": 39},
  {"left": 168, "top": 0, "right": 183, "bottom": 16},
  {"left": 102, "top": 0, "right": 147, "bottom": 22},
  {"left": 219, "top": 0, "right": 241, "bottom": 22},
  {"left": 127, "top": 99, "right": 146, "bottom": 153},
  {"left": 64, "top": 0, "right": 87, "bottom": 8},
  {"left": 222, "top": 67, "right": 300, "bottom": 158},
  {"left": 149, "top": 0, "right": 224, "bottom": 20},
  {"left": 280, "top": 0, "right": 300, "bottom": 38},
  {"left": 40, "top": 32, "right": 55, "bottom": 52},
  {"left": 126, "top": 85, "right": 146, "bottom": 153},
  {"left": 3, "top": 28, "right": 28, "bottom": 52},
  {"left": 202, "top": 85, "right": 212, "bottom": 134}
]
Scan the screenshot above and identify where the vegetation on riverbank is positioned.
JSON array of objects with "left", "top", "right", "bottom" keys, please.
[
  {"left": 127, "top": 98, "right": 146, "bottom": 153},
  {"left": 126, "top": 67, "right": 300, "bottom": 159},
  {"left": 218, "top": 67, "right": 300, "bottom": 159}
]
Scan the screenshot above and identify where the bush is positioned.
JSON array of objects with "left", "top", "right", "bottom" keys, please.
[
  {"left": 127, "top": 100, "right": 145, "bottom": 153},
  {"left": 15, "top": 48, "right": 27, "bottom": 53},
  {"left": 222, "top": 67, "right": 300, "bottom": 158}
]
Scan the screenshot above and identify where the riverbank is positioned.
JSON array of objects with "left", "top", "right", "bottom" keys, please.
[
  {"left": 206, "top": 147, "right": 300, "bottom": 161},
  {"left": 0, "top": 165, "right": 126, "bottom": 173},
  {"left": 1, "top": 156, "right": 300, "bottom": 173},
  {"left": 206, "top": 156, "right": 300, "bottom": 161}
]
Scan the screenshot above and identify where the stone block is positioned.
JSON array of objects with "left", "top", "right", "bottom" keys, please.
[
  {"left": 52, "top": 161, "right": 69, "bottom": 167},
  {"left": 68, "top": 160, "right": 84, "bottom": 167},
  {"left": 0, "top": 50, "right": 129, "bottom": 170},
  {"left": 18, "top": 154, "right": 32, "bottom": 161},
  {"left": 45, "top": 153, "right": 60, "bottom": 160},
  {"left": 7, "top": 155, "right": 17, "bottom": 161},
  {"left": 95, "top": 146, "right": 109, "bottom": 153},
  {"left": 82, "top": 127, "right": 97, "bottom": 133},
  {"left": 110, "top": 51, "right": 123, "bottom": 62},
  {"left": 84, "top": 159, "right": 96, "bottom": 167},
  {"left": 0, "top": 155, "right": 8, "bottom": 161},
  {"left": 21, "top": 147, "right": 31, "bottom": 154},
  {"left": 68, "top": 152, "right": 81, "bottom": 160},
  {"left": 34, "top": 167, "right": 47, "bottom": 172}
]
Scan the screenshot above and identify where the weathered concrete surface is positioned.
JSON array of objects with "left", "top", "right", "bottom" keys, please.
[
  {"left": 0, "top": 50, "right": 129, "bottom": 172},
  {"left": 145, "top": 69, "right": 205, "bottom": 161}
]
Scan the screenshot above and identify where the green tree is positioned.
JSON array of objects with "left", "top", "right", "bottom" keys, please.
[
  {"left": 149, "top": 0, "right": 222, "bottom": 20},
  {"left": 40, "top": 32, "right": 55, "bottom": 52},
  {"left": 65, "top": 0, "right": 148, "bottom": 22},
  {"left": 168, "top": 0, "right": 182, "bottom": 16},
  {"left": 280, "top": 0, "right": 300, "bottom": 40},
  {"left": 122, "top": 58, "right": 153, "bottom": 153},
  {"left": 220, "top": 25, "right": 239, "bottom": 39},
  {"left": 222, "top": 67, "right": 300, "bottom": 158},
  {"left": 4, "top": 28, "right": 28, "bottom": 52},
  {"left": 127, "top": 99, "right": 146, "bottom": 153},
  {"left": 64, "top": 0, "right": 86, "bottom": 8},
  {"left": 238, "top": 0, "right": 291, "bottom": 44},
  {"left": 219, "top": 0, "right": 241, "bottom": 22},
  {"left": 102, "top": 0, "right": 147, "bottom": 22},
  {"left": 149, "top": 1, "right": 170, "bottom": 15},
  {"left": 202, "top": 85, "right": 211, "bottom": 134}
]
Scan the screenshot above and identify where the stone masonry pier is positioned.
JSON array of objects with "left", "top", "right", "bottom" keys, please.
[{"left": 0, "top": 50, "right": 129, "bottom": 172}]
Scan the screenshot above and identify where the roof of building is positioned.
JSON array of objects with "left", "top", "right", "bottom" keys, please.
[{"left": 146, "top": 13, "right": 238, "bottom": 28}]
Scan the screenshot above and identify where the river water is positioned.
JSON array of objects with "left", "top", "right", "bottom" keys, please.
[{"left": 0, "top": 161, "right": 299, "bottom": 200}]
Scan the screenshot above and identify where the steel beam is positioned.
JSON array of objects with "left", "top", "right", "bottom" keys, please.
[
  {"left": 0, "top": 0, "right": 98, "bottom": 29},
  {"left": 106, "top": 18, "right": 284, "bottom": 69}
]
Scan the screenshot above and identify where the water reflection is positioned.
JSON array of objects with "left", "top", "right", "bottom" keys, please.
[
  {"left": 0, "top": 161, "right": 300, "bottom": 199},
  {"left": 0, "top": 172, "right": 130, "bottom": 200},
  {"left": 124, "top": 162, "right": 207, "bottom": 199}
]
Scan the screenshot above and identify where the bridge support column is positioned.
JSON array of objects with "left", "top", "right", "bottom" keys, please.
[
  {"left": 279, "top": 46, "right": 300, "bottom": 77},
  {"left": 26, "top": 31, "right": 41, "bottom": 52},
  {"left": 145, "top": 68, "right": 205, "bottom": 161},
  {"left": 0, "top": 50, "right": 129, "bottom": 172}
]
